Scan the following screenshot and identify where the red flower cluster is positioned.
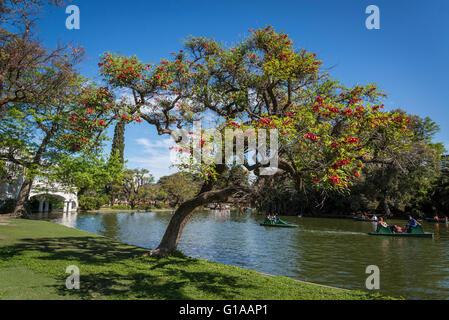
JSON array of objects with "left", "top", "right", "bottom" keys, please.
[
  {"left": 345, "top": 137, "right": 359, "bottom": 145},
  {"left": 341, "top": 108, "right": 353, "bottom": 116},
  {"left": 313, "top": 97, "right": 339, "bottom": 115},
  {"left": 326, "top": 105, "right": 339, "bottom": 113},
  {"left": 332, "top": 158, "right": 351, "bottom": 170},
  {"left": 372, "top": 104, "right": 384, "bottom": 111},
  {"left": 304, "top": 132, "right": 318, "bottom": 142},
  {"left": 392, "top": 115, "right": 410, "bottom": 123},
  {"left": 329, "top": 175, "right": 340, "bottom": 184}
]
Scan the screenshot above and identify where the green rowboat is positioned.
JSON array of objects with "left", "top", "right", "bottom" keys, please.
[
  {"left": 368, "top": 225, "right": 433, "bottom": 238},
  {"left": 260, "top": 218, "right": 298, "bottom": 228}
]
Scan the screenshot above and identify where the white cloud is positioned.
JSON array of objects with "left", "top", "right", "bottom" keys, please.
[{"left": 127, "top": 137, "right": 178, "bottom": 181}]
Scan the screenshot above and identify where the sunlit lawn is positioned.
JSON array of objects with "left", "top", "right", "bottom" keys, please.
[{"left": 0, "top": 218, "right": 394, "bottom": 300}]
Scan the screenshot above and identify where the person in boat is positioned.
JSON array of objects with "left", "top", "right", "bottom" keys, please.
[
  {"left": 267, "top": 213, "right": 276, "bottom": 223},
  {"left": 403, "top": 215, "right": 421, "bottom": 232},
  {"left": 371, "top": 214, "right": 378, "bottom": 222},
  {"left": 376, "top": 217, "right": 402, "bottom": 233},
  {"left": 378, "top": 217, "right": 389, "bottom": 228},
  {"left": 443, "top": 216, "right": 449, "bottom": 222},
  {"left": 389, "top": 224, "right": 403, "bottom": 233},
  {"left": 434, "top": 215, "right": 439, "bottom": 221}
]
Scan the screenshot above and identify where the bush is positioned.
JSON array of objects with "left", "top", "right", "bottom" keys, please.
[{"left": 79, "top": 195, "right": 108, "bottom": 211}]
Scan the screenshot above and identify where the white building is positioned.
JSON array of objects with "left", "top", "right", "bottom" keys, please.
[{"left": 0, "top": 164, "right": 78, "bottom": 213}]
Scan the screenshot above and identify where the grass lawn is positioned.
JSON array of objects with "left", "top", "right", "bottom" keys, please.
[{"left": 0, "top": 217, "right": 394, "bottom": 300}]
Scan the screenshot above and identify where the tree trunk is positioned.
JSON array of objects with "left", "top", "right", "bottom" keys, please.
[
  {"left": 12, "top": 177, "right": 33, "bottom": 217},
  {"left": 148, "top": 184, "right": 250, "bottom": 256},
  {"left": 149, "top": 198, "right": 200, "bottom": 256},
  {"left": 384, "top": 197, "right": 392, "bottom": 217},
  {"left": 11, "top": 124, "right": 54, "bottom": 217}
]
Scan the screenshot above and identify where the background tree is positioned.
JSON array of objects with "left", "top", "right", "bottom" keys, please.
[
  {"left": 0, "top": 0, "right": 78, "bottom": 120},
  {"left": 0, "top": 78, "right": 119, "bottom": 216},
  {"left": 51, "top": 150, "right": 123, "bottom": 211},
  {"left": 256, "top": 113, "right": 445, "bottom": 217},
  {"left": 103, "top": 119, "right": 127, "bottom": 206},
  {"left": 120, "top": 168, "right": 154, "bottom": 209},
  {"left": 431, "top": 169, "right": 449, "bottom": 215},
  {"left": 157, "top": 173, "right": 201, "bottom": 208}
]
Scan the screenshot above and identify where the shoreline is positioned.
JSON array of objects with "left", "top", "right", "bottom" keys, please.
[
  {"left": 84, "top": 208, "right": 174, "bottom": 214},
  {"left": 0, "top": 217, "right": 393, "bottom": 300}
]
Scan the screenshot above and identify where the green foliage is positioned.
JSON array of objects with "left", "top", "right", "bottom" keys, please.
[
  {"left": 157, "top": 173, "right": 201, "bottom": 208},
  {"left": 120, "top": 169, "right": 154, "bottom": 209},
  {"left": 257, "top": 113, "right": 445, "bottom": 217},
  {"left": 110, "top": 119, "right": 127, "bottom": 165},
  {"left": 79, "top": 194, "right": 108, "bottom": 211},
  {"left": 431, "top": 169, "right": 449, "bottom": 214},
  {"left": 51, "top": 151, "right": 124, "bottom": 196}
]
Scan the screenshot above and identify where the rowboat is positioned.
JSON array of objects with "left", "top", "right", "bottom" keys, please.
[
  {"left": 368, "top": 225, "right": 433, "bottom": 238},
  {"left": 260, "top": 218, "right": 298, "bottom": 228},
  {"left": 424, "top": 218, "right": 449, "bottom": 223}
]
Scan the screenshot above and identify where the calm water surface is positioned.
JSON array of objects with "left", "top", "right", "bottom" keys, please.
[{"left": 33, "top": 211, "right": 449, "bottom": 299}]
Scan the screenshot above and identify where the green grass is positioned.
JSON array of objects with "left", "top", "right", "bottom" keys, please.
[{"left": 0, "top": 218, "right": 394, "bottom": 300}]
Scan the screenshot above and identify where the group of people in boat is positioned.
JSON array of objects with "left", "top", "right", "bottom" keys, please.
[
  {"left": 376, "top": 215, "right": 421, "bottom": 234},
  {"left": 266, "top": 213, "right": 279, "bottom": 223}
]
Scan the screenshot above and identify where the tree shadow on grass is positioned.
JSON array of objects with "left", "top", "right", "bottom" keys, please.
[
  {"left": 0, "top": 236, "right": 256, "bottom": 299},
  {"left": 0, "top": 236, "right": 147, "bottom": 265}
]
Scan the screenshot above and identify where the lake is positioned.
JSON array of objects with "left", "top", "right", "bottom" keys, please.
[{"left": 32, "top": 210, "right": 449, "bottom": 299}]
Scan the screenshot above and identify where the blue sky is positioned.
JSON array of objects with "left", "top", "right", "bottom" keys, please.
[{"left": 37, "top": 0, "right": 449, "bottom": 180}]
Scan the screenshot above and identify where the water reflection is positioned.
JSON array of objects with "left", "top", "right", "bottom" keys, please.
[
  {"left": 32, "top": 211, "right": 449, "bottom": 300},
  {"left": 212, "top": 209, "right": 231, "bottom": 221},
  {"left": 99, "top": 213, "right": 120, "bottom": 238},
  {"left": 60, "top": 211, "right": 78, "bottom": 228}
]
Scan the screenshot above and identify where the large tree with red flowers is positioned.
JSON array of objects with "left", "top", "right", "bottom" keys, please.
[{"left": 98, "top": 26, "right": 412, "bottom": 255}]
